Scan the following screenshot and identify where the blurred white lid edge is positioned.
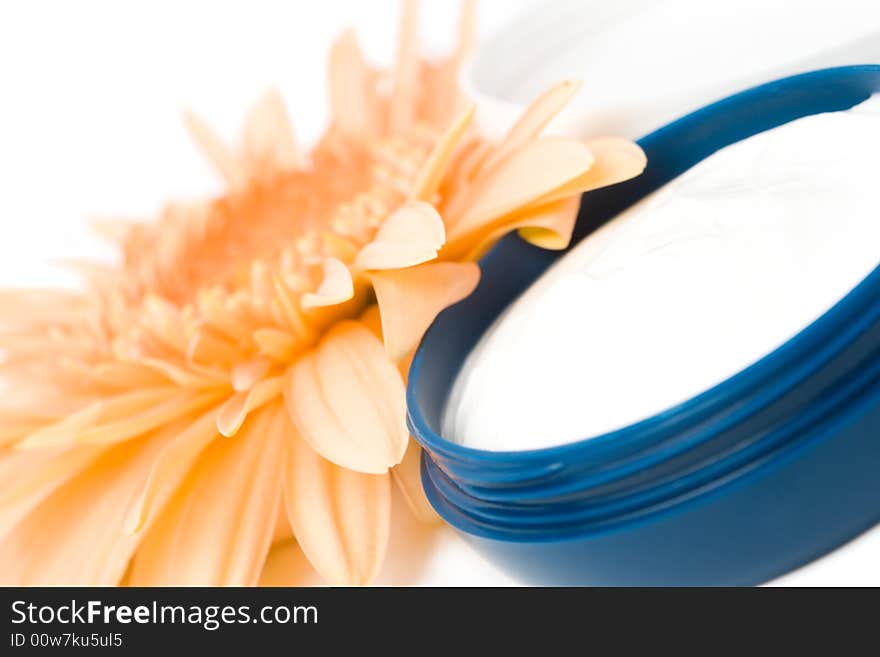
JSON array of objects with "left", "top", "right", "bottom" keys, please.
[{"left": 463, "top": 0, "right": 880, "bottom": 140}]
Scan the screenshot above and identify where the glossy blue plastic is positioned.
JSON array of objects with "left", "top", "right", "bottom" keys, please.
[{"left": 407, "top": 66, "right": 880, "bottom": 585}]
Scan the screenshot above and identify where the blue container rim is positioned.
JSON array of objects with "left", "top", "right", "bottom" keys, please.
[
  {"left": 421, "top": 362, "right": 880, "bottom": 544},
  {"left": 421, "top": 260, "right": 880, "bottom": 507},
  {"left": 407, "top": 64, "right": 880, "bottom": 474},
  {"left": 425, "top": 339, "right": 880, "bottom": 533}
]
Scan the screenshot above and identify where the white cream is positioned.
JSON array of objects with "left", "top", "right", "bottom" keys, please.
[
  {"left": 444, "top": 97, "right": 880, "bottom": 452},
  {"left": 466, "top": 0, "right": 880, "bottom": 139}
]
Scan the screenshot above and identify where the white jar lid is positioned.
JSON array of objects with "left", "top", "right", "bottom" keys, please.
[{"left": 465, "top": 0, "right": 880, "bottom": 139}]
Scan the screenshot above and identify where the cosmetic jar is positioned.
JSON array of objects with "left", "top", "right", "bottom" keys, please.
[{"left": 408, "top": 66, "right": 880, "bottom": 586}]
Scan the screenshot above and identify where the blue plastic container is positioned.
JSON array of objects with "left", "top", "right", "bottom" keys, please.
[{"left": 407, "top": 66, "right": 880, "bottom": 586}]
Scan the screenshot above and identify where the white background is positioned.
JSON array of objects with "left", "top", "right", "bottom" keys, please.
[{"left": 0, "top": 0, "right": 877, "bottom": 586}]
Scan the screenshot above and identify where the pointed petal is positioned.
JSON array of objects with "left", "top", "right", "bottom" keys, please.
[
  {"left": 127, "top": 404, "right": 284, "bottom": 586},
  {"left": 300, "top": 257, "right": 354, "bottom": 309},
  {"left": 392, "top": 439, "right": 440, "bottom": 524},
  {"left": 456, "top": 0, "right": 478, "bottom": 60},
  {"left": 388, "top": 0, "right": 420, "bottom": 133},
  {"left": 231, "top": 356, "right": 274, "bottom": 392},
  {"left": 253, "top": 328, "right": 303, "bottom": 362},
  {"left": 80, "top": 390, "right": 224, "bottom": 446},
  {"left": 54, "top": 259, "right": 116, "bottom": 291},
  {"left": 328, "top": 29, "right": 377, "bottom": 140},
  {"left": 463, "top": 196, "right": 582, "bottom": 261},
  {"left": 0, "top": 445, "right": 105, "bottom": 538},
  {"left": 141, "top": 295, "right": 190, "bottom": 354},
  {"left": 124, "top": 408, "right": 220, "bottom": 534},
  {"left": 447, "top": 137, "right": 594, "bottom": 240},
  {"left": 258, "top": 540, "right": 322, "bottom": 587},
  {"left": 242, "top": 89, "right": 302, "bottom": 175},
  {"left": 139, "top": 357, "right": 227, "bottom": 389},
  {"left": 443, "top": 138, "right": 491, "bottom": 194},
  {"left": 516, "top": 195, "right": 582, "bottom": 249},
  {"left": 0, "top": 424, "right": 177, "bottom": 585},
  {"left": 283, "top": 418, "right": 391, "bottom": 586},
  {"left": 0, "top": 413, "right": 61, "bottom": 448},
  {"left": 359, "top": 303, "right": 383, "bottom": 340},
  {"left": 0, "top": 289, "right": 86, "bottom": 329},
  {"left": 15, "top": 388, "right": 185, "bottom": 449},
  {"left": 538, "top": 137, "right": 648, "bottom": 204},
  {"left": 283, "top": 321, "right": 407, "bottom": 474},
  {"left": 89, "top": 217, "right": 139, "bottom": 247},
  {"left": 370, "top": 262, "right": 480, "bottom": 361},
  {"left": 354, "top": 202, "right": 446, "bottom": 271},
  {"left": 321, "top": 231, "right": 360, "bottom": 262},
  {"left": 270, "top": 272, "right": 313, "bottom": 338},
  {"left": 88, "top": 361, "right": 170, "bottom": 390},
  {"left": 183, "top": 110, "right": 247, "bottom": 190},
  {"left": 186, "top": 328, "right": 241, "bottom": 370},
  {"left": 271, "top": 501, "right": 293, "bottom": 544},
  {"left": 480, "top": 80, "right": 582, "bottom": 175},
  {"left": 411, "top": 105, "right": 475, "bottom": 203},
  {"left": 216, "top": 375, "right": 283, "bottom": 437}
]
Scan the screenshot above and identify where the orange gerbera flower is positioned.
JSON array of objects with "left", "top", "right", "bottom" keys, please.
[{"left": 0, "top": 0, "right": 645, "bottom": 586}]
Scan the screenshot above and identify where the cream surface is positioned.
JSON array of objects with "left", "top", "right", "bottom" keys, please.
[{"left": 444, "top": 97, "right": 880, "bottom": 452}]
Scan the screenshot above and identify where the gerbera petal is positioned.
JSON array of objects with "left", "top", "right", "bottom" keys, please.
[
  {"left": 15, "top": 388, "right": 180, "bottom": 450},
  {"left": 447, "top": 137, "right": 594, "bottom": 240},
  {"left": 0, "top": 414, "right": 57, "bottom": 448},
  {"left": 231, "top": 356, "right": 274, "bottom": 392},
  {"left": 369, "top": 261, "right": 480, "bottom": 361},
  {"left": 456, "top": 0, "right": 478, "bottom": 60},
  {"left": 270, "top": 273, "right": 314, "bottom": 338},
  {"left": 88, "top": 361, "right": 170, "bottom": 390},
  {"left": 139, "top": 357, "right": 227, "bottom": 389},
  {"left": 186, "top": 328, "right": 241, "bottom": 370},
  {"left": 127, "top": 404, "right": 284, "bottom": 586},
  {"left": 258, "top": 540, "right": 322, "bottom": 587},
  {"left": 411, "top": 105, "right": 475, "bottom": 203},
  {"left": 0, "top": 424, "right": 176, "bottom": 585},
  {"left": 392, "top": 439, "right": 440, "bottom": 524},
  {"left": 359, "top": 303, "right": 383, "bottom": 340},
  {"left": 283, "top": 321, "right": 407, "bottom": 474},
  {"left": 216, "top": 375, "right": 284, "bottom": 437},
  {"left": 0, "top": 289, "right": 86, "bottom": 330},
  {"left": 81, "top": 390, "right": 224, "bottom": 447},
  {"left": 300, "top": 257, "right": 354, "bottom": 310},
  {"left": 480, "top": 80, "right": 582, "bottom": 176},
  {"left": 283, "top": 418, "right": 391, "bottom": 586},
  {"left": 354, "top": 202, "right": 446, "bottom": 271},
  {"left": 321, "top": 232, "right": 360, "bottom": 263},
  {"left": 196, "top": 288, "right": 254, "bottom": 344},
  {"left": 515, "top": 196, "right": 583, "bottom": 249},
  {"left": 537, "top": 137, "right": 648, "bottom": 204},
  {"left": 89, "top": 217, "right": 139, "bottom": 247},
  {"left": 462, "top": 196, "right": 583, "bottom": 261},
  {"left": 271, "top": 501, "right": 293, "bottom": 544},
  {"left": 0, "top": 383, "right": 91, "bottom": 422},
  {"left": 54, "top": 259, "right": 116, "bottom": 291},
  {"left": 328, "top": 29, "right": 378, "bottom": 140},
  {"left": 0, "top": 445, "right": 104, "bottom": 538},
  {"left": 124, "top": 408, "right": 220, "bottom": 534},
  {"left": 242, "top": 89, "right": 302, "bottom": 175},
  {"left": 142, "top": 295, "right": 190, "bottom": 354},
  {"left": 253, "top": 328, "right": 303, "bottom": 362},
  {"left": 388, "top": 0, "right": 420, "bottom": 134},
  {"left": 183, "top": 110, "right": 247, "bottom": 190}
]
